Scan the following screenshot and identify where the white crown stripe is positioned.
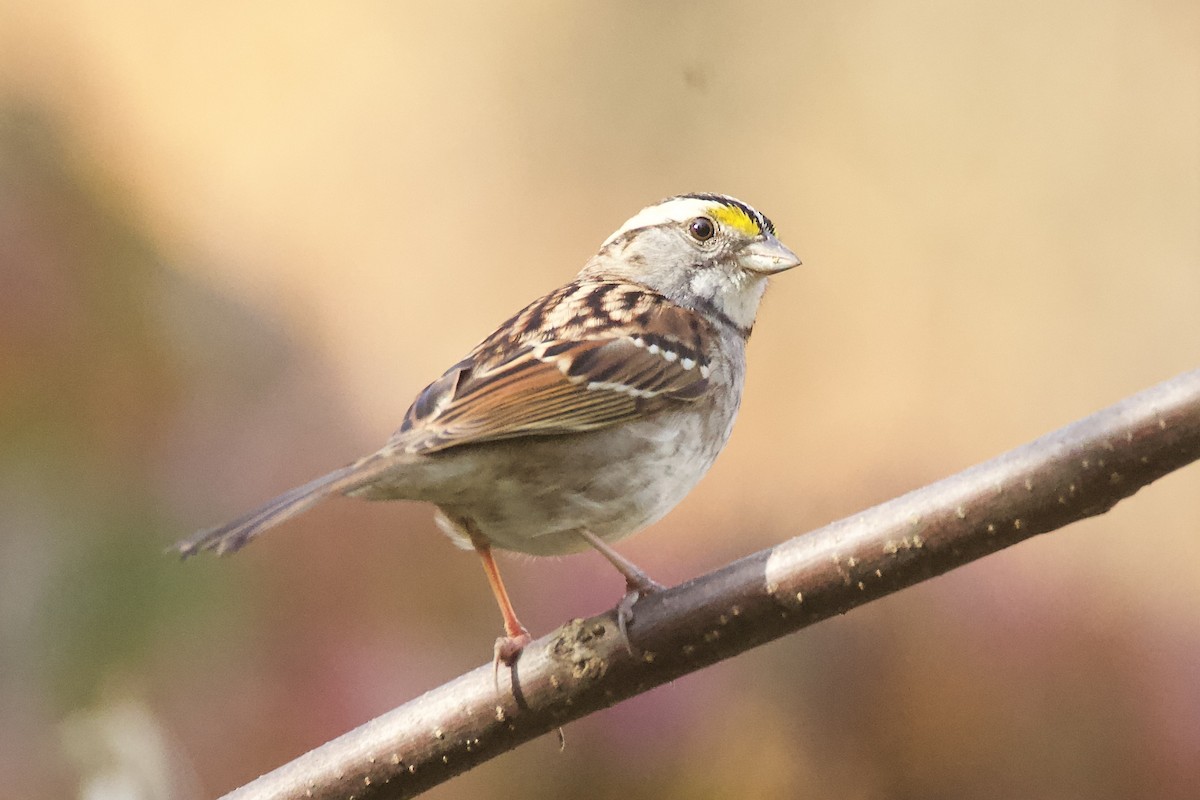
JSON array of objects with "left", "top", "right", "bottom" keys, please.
[{"left": 601, "top": 194, "right": 769, "bottom": 247}]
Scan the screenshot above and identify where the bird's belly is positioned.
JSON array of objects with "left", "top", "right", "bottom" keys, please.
[{"left": 421, "top": 409, "right": 731, "bottom": 556}]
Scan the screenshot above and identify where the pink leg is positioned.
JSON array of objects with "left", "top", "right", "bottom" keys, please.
[
  {"left": 474, "top": 541, "right": 532, "bottom": 664},
  {"left": 578, "top": 529, "right": 664, "bottom": 593}
]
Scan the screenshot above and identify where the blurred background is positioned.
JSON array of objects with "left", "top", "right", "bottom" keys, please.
[{"left": 1, "top": 2, "right": 1198, "bottom": 798}]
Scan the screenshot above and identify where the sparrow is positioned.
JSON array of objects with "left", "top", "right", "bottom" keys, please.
[{"left": 174, "top": 193, "right": 802, "bottom": 665}]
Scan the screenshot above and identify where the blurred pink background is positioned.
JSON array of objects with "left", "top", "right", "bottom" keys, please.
[{"left": 1, "top": 2, "right": 1198, "bottom": 798}]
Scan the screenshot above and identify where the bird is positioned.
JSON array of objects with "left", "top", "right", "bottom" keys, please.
[{"left": 173, "top": 193, "right": 802, "bottom": 666}]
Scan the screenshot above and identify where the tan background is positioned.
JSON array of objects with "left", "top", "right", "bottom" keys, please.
[{"left": 2, "top": 2, "right": 1198, "bottom": 798}]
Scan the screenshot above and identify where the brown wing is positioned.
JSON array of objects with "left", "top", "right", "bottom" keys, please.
[{"left": 389, "top": 281, "right": 716, "bottom": 455}]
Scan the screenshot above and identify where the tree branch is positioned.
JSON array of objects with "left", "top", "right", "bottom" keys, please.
[{"left": 222, "top": 369, "right": 1200, "bottom": 800}]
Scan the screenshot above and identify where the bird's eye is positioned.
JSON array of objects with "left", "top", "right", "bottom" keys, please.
[{"left": 688, "top": 216, "right": 716, "bottom": 242}]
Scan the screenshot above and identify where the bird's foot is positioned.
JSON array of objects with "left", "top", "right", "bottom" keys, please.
[
  {"left": 616, "top": 576, "right": 665, "bottom": 654},
  {"left": 492, "top": 629, "right": 532, "bottom": 691}
]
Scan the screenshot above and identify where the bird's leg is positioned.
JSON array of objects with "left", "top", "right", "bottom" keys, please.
[
  {"left": 578, "top": 530, "right": 665, "bottom": 651},
  {"left": 578, "top": 529, "right": 665, "bottom": 594},
  {"left": 473, "top": 541, "right": 532, "bottom": 679}
]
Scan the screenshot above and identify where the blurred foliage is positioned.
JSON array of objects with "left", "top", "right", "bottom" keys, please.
[
  {"left": 1, "top": 106, "right": 171, "bottom": 468},
  {"left": 0, "top": 105, "right": 179, "bottom": 703}
]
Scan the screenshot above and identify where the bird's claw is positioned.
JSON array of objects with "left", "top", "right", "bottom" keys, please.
[
  {"left": 492, "top": 631, "right": 532, "bottom": 691},
  {"left": 616, "top": 578, "right": 665, "bottom": 655}
]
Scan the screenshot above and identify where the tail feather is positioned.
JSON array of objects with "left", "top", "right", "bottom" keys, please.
[{"left": 172, "top": 455, "right": 394, "bottom": 558}]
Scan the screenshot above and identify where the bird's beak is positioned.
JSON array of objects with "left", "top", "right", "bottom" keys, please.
[{"left": 738, "top": 235, "right": 802, "bottom": 275}]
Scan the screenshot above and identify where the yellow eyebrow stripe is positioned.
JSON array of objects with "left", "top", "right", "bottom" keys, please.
[{"left": 708, "top": 204, "right": 762, "bottom": 237}]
